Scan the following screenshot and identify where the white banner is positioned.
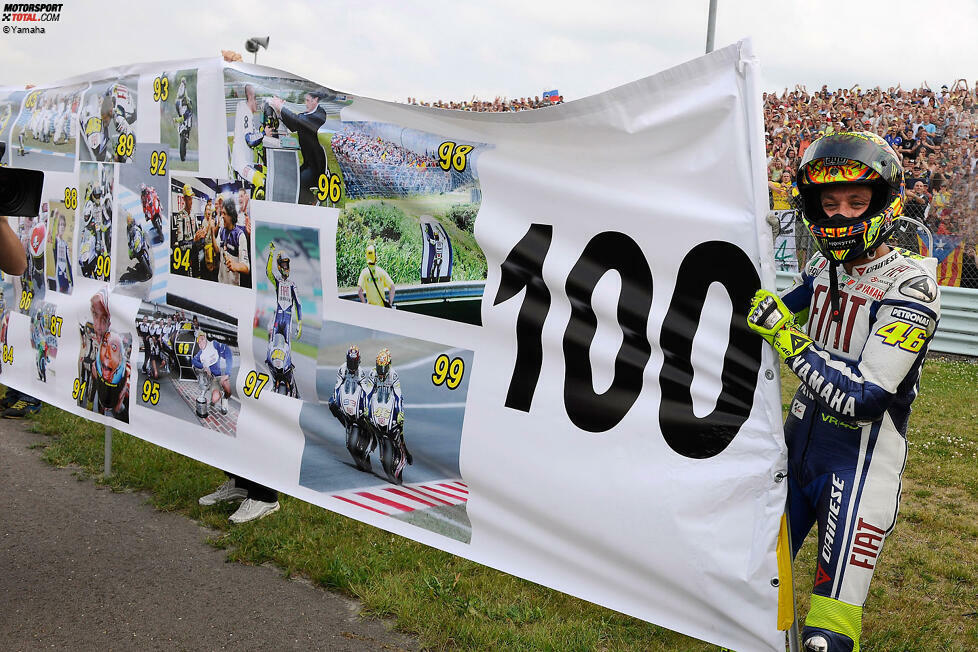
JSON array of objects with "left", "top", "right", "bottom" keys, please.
[{"left": 0, "top": 40, "right": 786, "bottom": 650}]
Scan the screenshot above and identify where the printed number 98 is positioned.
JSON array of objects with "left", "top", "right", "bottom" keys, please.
[
  {"left": 432, "top": 354, "right": 464, "bottom": 390},
  {"left": 437, "top": 141, "right": 473, "bottom": 172}
]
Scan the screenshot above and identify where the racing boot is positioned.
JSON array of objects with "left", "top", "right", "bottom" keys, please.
[
  {"left": 220, "top": 395, "right": 228, "bottom": 415},
  {"left": 802, "top": 595, "right": 860, "bottom": 652}
]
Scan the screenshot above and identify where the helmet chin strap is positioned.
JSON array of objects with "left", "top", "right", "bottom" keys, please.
[{"left": 828, "top": 261, "right": 843, "bottom": 324}]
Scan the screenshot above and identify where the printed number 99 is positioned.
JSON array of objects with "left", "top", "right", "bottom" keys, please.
[
  {"left": 432, "top": 354, "right": 465, "bottom": 390},
  {"left": 437, "top": 141, "right": 473, "bottom": 172}
]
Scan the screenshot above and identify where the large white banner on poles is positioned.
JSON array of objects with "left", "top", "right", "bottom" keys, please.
[{"left": 0, "top": 40, "right": 786, "bottom": 650}]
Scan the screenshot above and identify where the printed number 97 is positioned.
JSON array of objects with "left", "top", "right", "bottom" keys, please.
[
  {"left": 153, "top": 76, "right": 169, "bottom": 102},
  {"left": 432, "top": 354, "right": 464, "bottom": 390},
  {"left": 437, "top": 141, "right": 473, "bottom": 172}
]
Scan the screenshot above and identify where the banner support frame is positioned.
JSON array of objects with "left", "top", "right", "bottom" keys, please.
[{"left": 104, "top": 425, "right": 112, "bottom": 477}]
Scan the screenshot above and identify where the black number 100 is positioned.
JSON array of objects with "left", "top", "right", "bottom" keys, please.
[{"left": 493, "top": 224, "right": 762, "bottom": 459}]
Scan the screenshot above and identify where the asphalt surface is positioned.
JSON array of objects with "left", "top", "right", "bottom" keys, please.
[{"left": 0, "top": 418, "right": 417, "bottom": 651}]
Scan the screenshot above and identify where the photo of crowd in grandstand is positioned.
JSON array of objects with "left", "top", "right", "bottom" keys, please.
[
  {"left": 77, "top": 162, "right": 114, "bottom": 282},
  {"left": 115, "top": 147, "right": 169, "bottom": 297},
  {"left": 135, "top": 295, "right": 240, "bottom": 435},
  {"left": 298, "top": 322, "right": 472, "bottom": 543},
  {"left": 29, "top": 301, "right": 58, "bottom": 383},
  {"left": 170, "top": 176, "right": 253, "bottom": 289},
  {"left": 9, "top": 83, "right": 85, "bottom": 172},
  {"left": 76, "top": 289, "right": 132, "bottom": 423},
  {"left": 160, "top": 69, "right": 199, "bottom": 170},
  {"left": 0, "top": 89, "right": 25, "bottom": 165},
  {"left": 45, "top": 193, "right": 74, "bottom": 295},
  {"left": 79, "top": 77, "right": 137, "bottom": 164},
  {"left": 252, "top": 223, "right": 320, "bottom": 401},
  {"left": 331, "top": 122, "right": 489, "bottom": 326},
  {"left": 224, "top": 68, "right": 349, "bottom": 205},
  {"left": 16, "top": 211, "right": 48, "bottom": 312}
]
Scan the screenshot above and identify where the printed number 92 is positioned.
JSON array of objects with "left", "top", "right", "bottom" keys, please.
[{"left": 432, "top": 354, "right": 465, "bottom": 390}]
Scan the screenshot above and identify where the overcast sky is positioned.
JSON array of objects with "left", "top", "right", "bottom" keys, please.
[{"left": 3, "top": 0, "right": 978, "bottom": 101}]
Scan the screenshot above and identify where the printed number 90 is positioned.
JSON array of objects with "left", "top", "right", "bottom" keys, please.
[{"left": 432, "top": 354, "right": 465, "bottom": 390}]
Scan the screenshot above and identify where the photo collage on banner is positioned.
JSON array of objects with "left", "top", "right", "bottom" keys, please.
[
  {"left": 329, "top": 122, "right": 491, "bottom": 326},
  {"left": 9, "top": 83, "right": 86, "bottom": 172}
]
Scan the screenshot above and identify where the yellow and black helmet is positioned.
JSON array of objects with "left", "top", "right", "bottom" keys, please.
[{"left": 796, "top": 131, "right": 904, "bottom": 263}]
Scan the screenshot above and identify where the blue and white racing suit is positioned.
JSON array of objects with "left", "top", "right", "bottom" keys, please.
[
  {"left": 266, "top": 254, "right": 301, "bottom": 342},
  {"left": 779, "top": 247, "right": 940, "bottom": 623},
  {"left": 192, "top": 340, "right": 234, "bottom": 378}
]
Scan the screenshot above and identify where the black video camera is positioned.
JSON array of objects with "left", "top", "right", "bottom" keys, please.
[{"left": 0, "top": 143, "right": 44, "bottom": 217}]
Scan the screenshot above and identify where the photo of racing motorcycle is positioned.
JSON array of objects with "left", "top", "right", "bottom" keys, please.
[
  {"left": 116, "top": 149, "right": 170, "bottom": 299},
  {"left": 79, "top": 76, "right": 137, "bottom": 163},
  {"left": 9, "top": 84, "right": 84, "bottom": 172},
  {"left": 252, "top": 223, "right": 321, "bottom": 402},
  {"left": 135, "top": 296, "right": 240, "bottom": 435},
  {"left": 29, "top": 301, "right": 58, "bottom": 384},
  {"left": 299, "top": 321, "right": 472, "bottom": 542},
  {"left": 76, "top": 162, "right": 114, "bottom": 282},
  {"left": 159, "top": 69, "right": 199, "bottom": 171}
]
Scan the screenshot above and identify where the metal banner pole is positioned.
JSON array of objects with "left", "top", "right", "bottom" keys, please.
[
  {"left": 705, "top": 0, "right": 718, "bottom": 53},
  {"left": 104, "top": 425, "right": 112, "bottom": 476}
]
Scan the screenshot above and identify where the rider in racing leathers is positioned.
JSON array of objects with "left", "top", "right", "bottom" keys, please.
[
  {"left": 747, "top": 131, "right": 940, "bottom": 652},
  {"left": 192, "top": 330, "right": 234, "bottom": 415},
  {"left": 327, "top": 345, "right": 366, "bottom": 421},
  {"left": 363, "top": 348, "right": 413, "bottom": 471},
  {"left": 265, "top": 242, "right": 302, "bottom": 343}
]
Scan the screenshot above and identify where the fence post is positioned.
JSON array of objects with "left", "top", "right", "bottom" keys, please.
[{"left": 103, "top": 425, "right": 112, "bottom": 476}]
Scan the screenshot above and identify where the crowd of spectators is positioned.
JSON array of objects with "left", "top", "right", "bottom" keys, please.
[
  {"left": 331, "top": 127, "right": 464, "bottom": 198},
  {"left": 406, "top": 95, "right": 562, "bottom": 112},
  {"left": 764, "top": 80, "right": 978, "bottom": 243}
]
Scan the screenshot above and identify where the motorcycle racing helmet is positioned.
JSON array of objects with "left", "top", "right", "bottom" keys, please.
[
  {"left": 276, "top": 252, "right": 290, "bottom": 278},
  {"left": 346, "top": 345, "right": 360, "bottom": 373},
  {"left": 796, "top": 131, "right": 904, "bottom": 263},
  {"left": 365, "top": 244, "right": 377, "bottom": 265},
  {"left": 263, "top": 101, "right": 280, "bottom": 133},
  {"left": 376, "top": 348, "right": 391, "bottom": 382}
]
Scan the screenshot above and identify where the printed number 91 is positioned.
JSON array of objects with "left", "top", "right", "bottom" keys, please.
[
  {"left": 432, "top": 354, "right": 464, "bottom": 390},
  {"left": 437, "top": 141, "right": 473, "bottom": 172}
]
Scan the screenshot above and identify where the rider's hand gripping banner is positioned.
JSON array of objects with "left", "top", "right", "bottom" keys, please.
[{"left": 0, "top": 40, "right": 787, "bottom": 650}]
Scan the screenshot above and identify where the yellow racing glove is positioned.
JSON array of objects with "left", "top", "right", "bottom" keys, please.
[{"left": 746, "top": 289, "right": 813, "bottom": 362}]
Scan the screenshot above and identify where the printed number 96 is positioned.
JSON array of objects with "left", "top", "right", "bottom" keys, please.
[
  {"left": 432, "top": 354, "right": 464, "bottom": 390},
  {"left": 317, "top": 172, "right": 342, "bottom": 203}
]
